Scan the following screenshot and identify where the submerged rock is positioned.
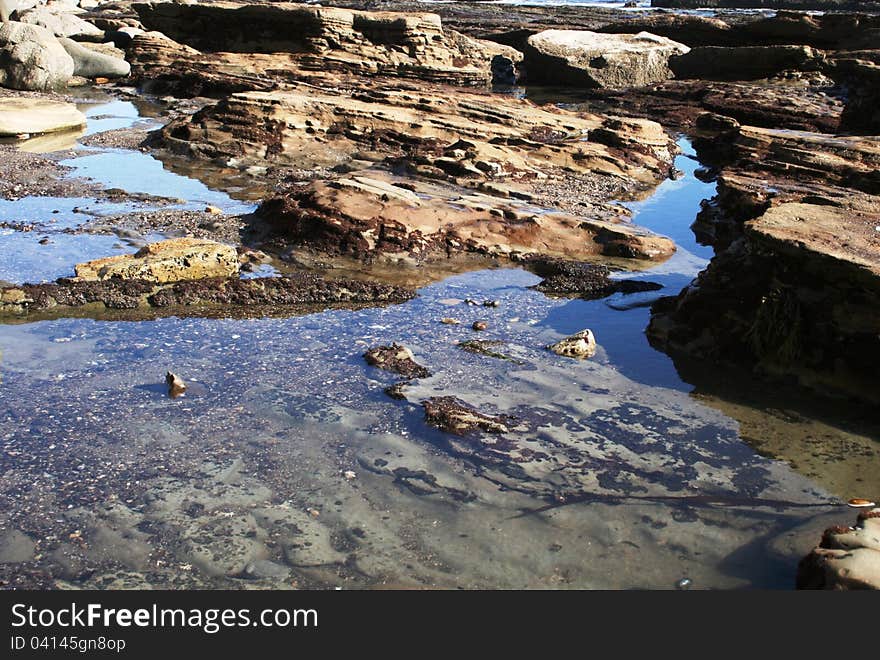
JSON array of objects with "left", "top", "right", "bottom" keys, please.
[
  {"left": 519, "top": 255, "right": 662, "bottom": 299},
  {"left": 363, "top": 343, "right": 431, "bottom": 379},
  {"left": 73, "top": 238, "right": 240, "bottom": 284},
  {"left": 165, "top": 371, "right": 186, "bottom": 398},
  {"left": 422, "top": 396, "right": 510, "bottom": 436},
  {"left": 547, "top": 329, "right": 598, "bottom": 359},
  {"left": 524, "top": 30, "right": 689, "bottom": 88},
  {"left": 0, "top": 96, "right": 86, "bottom": 136},
  {"left": 797, "top": 507, "right": 880, "bottom": 589}
]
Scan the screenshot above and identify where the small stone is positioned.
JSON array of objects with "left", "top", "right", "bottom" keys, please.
[
  {"left": 675, "top": 577, "right": 692, "bottom": 590},
  {"left": 166, "top": 371, "right": 186, "bottom": 398},
  {"left": 482, "top": 300, "right": 499, "bottom": 307},
  {"left": 343, "top": 470, "right": 356, "bottom": 480},
  {"left": 440, "top": 318, "right": 460, "bottom": 325},
  {"left": 848, "top": 498, "right": 877, "bottom": 508},
  {"left": 206, "top": 205, "right": 222, "bottom": 215},
  {"left": 547, "top": 329, "right": 597, "bottom": 359},
  {"left": 307, "top": 508, "right": 320, "bottom": 518},
  {"left": 472, "top": 321, "right": 488, "bottom": 331}
]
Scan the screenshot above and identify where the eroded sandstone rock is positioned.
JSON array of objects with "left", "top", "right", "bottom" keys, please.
[
  {"left": 797, "top": 507, "right": 880, "bottom": 589},
  {"left": 132, "top": 1, "right": 520, "bottom": 87},
  {"left": 649, "top": 122, "right": 880, "bottom": 404},
  {"left": 256, "top": 173, "right": 676, "bottom": 263},
  {"left": 73, "top": 238, "right": 240, "bottom": 283},
  {"left": 157, "top": 84, "right": 674, "bottom": 186}
]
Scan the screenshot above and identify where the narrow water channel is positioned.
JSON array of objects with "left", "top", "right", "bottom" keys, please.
[{"left": 0, "top": 91, "right": 875, "bottom": 590}]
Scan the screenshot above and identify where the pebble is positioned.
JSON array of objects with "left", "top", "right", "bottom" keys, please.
[
  {"left": 472, "top": 321, "right": 488, "bottom": 331},
  {"left": 675, "top": 577, "right": 692, "bottom": 590},
  {"left": 440, "top": 318, "right": 460, "bottom": 325}
]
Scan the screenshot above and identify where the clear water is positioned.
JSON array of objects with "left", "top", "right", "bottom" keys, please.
[{"left": 0, "top": 93, "right": 874, "bottom": 590}]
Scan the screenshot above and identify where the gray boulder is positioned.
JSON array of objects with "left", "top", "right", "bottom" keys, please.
[
  {"left": 0, "top": 0, "right": 18, "bottom": 24},
  {"left": 524, "top": 30, "right": 690, "bottom": 88},
  {"left": 18, "top": 6, "right": 103, "bottom": 38},
  {"left": 0, "top": 21, "right": 74, "bottom": 90},
  {"left": 59, "top": 37, "right": 130, "bottom": 78}
]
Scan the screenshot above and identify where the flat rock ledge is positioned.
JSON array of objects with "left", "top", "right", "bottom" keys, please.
[
  {"left": 0, "top": 273, "right": 415, "bottom": 319},
  {"left": 0, "top": 97, "right": 86, "bottom": 136}
]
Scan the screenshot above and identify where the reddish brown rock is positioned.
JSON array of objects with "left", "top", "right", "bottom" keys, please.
[{"left": 256, "top": 173, "right": 676, "bottom": 263}]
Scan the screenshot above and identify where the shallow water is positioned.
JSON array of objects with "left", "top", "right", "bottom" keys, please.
[{"left": 0, "top": 92, "right": 875, "bottom": 590}]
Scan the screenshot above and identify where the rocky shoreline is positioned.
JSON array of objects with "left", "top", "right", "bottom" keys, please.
[{"left": 0, "top": 0, "right": 878, "bottom": 590}]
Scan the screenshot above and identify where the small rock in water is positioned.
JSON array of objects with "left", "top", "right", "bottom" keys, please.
[
  {"left": 472, "top": 321, "right": 488, "bottom": 331},
  {"left": 343, "top": 470, "right": 356, "bottom": 480},
  {"left": 547, "top": 329, "right": 597, "bottom": 359},
  {"left": 364, "top": 343, "right": 431, "bottom": 378},
  {"left": 848, "top": 498, "right": 876, "bottom": 508},
  {"left": 166, "top": 371, "right": 186, "bottom": 398},
  {"left": 440, "top": 317, "right": 460, "bottom": 325},
  {"left": 205, "top": 205, "right": 222, "bottom": 215},
  {"left": 483, "top": 300, "right": 499, "bottom": 307},
  {"left": 675, "top": 577, "right": 692, "bottom": 590}
]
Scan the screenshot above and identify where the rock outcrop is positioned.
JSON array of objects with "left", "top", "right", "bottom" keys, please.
[
  {"left": 157, "top": 84, "right": 674, "bottom": 185},
  {"left": 132, "top": 1, "right": 521, "bottom": 87},
  {"left": 256, "top": 173, "right": 676, "bottom": 263},
  {"left": 0, "top": 20, "right": 75, "bottom": 90},
  {"left": 0, "top": 96, "right": 86, "bottom": 136},
  {"left": 670, "top": 45, "right": 823, "bottom": 81},
  {"left": 797, "top": 507, "right": 880, "bottom": 590},
  {"left": 524, "top": 30, "right": 690, "bottom": 88},
  {"left": 648, "top": 118, "right": 880, "bottom": 404},
  {"left": 652, "top": 0, "right": 880, "bottom": 11},
  {"left": 831, "top": 58, "right": 880, "bottom": 135}
]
